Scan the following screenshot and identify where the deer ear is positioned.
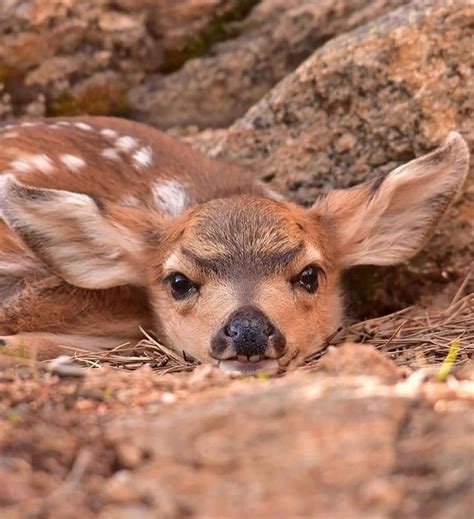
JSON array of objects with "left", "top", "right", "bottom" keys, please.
[
  {"left": 310, "top": 132, "right": 469, "bottom": 268},
  {"left": 0, "top": 176, "right": 153, "bottom": 289}
]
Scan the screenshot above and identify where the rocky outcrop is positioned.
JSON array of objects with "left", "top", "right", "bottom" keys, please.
[
  {"left": 0, "top": 0, "right": 409, "bottom": 126},
  {"left": 0, "top": 0, "right": 240, "bottom": 119},
  {"left": 3, "top": 350, "right": 473, "bottom": 517},
  {"left": 190, "top": 0, "right": 474, "bottom": 315},
  {"left": 130, "top": 0, "right": 409, "bottom": 128},
  {"left": 103, "top": 369, "right": 473, "bottom": 518}
]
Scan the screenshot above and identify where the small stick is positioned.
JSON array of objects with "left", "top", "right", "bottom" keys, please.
[{"left": 380, "top": 319, "right": 408, "bottom": 351}]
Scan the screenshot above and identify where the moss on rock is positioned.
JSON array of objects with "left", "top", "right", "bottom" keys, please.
[
  {"left": 161, "top": 0, "right": 261, "bottom": 73},
  {"left": 47, "top": 85, "right": 129, "bottom": 118}
]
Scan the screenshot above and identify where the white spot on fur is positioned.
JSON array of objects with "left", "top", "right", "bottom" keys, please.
[
  {"left": 47, "top": 124, "right": 61, "bottom": 129},
  {"left": 1, "top": 124, "right": 14, "bottom": 130},
  {"left": 60, "top": 154, "right": 86, "bottom": 171},
  {"left": 152, "top": 180, "right": 190, "bottom": 218},
  {"left": 101, "top": 148, "right": 121, "bottom": 161},
  {"left": 8, "top": 154, "right": 54, "bottom": 175},
  {"left": 10, "top": 160, "right": 33, "bottom": 173},
  {"left": 100, "top": 128, "right": 118, "bottom": 139},
  {"left": 2, "top": 131, "right": 19, "bottom": 139},
  {"left": 30, "top": 154, "right": 55, "bottom": 174},
  {"left": 119, "top": 195, "right": 141, "bottom": 208},
  {"left": 20, "top": 122, "right": 39, "bottom": 128},
  {"left": 73, "top": 122, "right": 93, "bottom": 131},
  {"left": 132, "top": 146, "right": 153, "bottom": 168},
  {"left": 115, "top": 136, "right": 138, "bottom": 152},
  {"left": 56, "top": 121, "right": 71, "bottom": 127}
]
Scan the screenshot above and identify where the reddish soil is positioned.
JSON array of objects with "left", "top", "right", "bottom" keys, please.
[{"left": 1, "top": 344, "right": 473, "bottom": 518}]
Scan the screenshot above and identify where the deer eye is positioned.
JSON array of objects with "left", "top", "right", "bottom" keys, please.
[
  {"left": 169, "top": 273, "right": 198, "bottom": 299},
  {"left": 292, "top": 265, "right": 321, "bottom": 294}
]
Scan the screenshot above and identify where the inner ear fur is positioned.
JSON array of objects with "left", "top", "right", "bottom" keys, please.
[
  {"left": 0, "top": 176, "right": 161, "bottom": 289},
  {"left": 310, "top": 132, "right": 469, "bottom": 268}
]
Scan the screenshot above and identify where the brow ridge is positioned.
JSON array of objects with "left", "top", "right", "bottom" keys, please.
[{"left": 181, "top": 242, "right": 304, "bottom": 275}]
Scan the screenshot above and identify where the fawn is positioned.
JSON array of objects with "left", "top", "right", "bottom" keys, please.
[{"left": 0, "top": 117, "right": 469, "bottom": 374}]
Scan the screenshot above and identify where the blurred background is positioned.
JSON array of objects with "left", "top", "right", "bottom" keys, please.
[
  {"left": 0, "top": 0, "right": 472, "bottom": 317},
  {"left": 0, "top": 3, "right": 473, "bottom": 517}
]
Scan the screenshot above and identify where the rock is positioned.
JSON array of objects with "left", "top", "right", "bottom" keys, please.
[
  {"left": 1, "top": 362, "right": 472, "bottom": 517},
  {"left": 456, "top": 361, "right": 474, "bottom": 381},
  {"left": 114, "top": 443, "right": 145, "bottom": 470},
  {"left": 104, "top": 372, "right": 473, "bottom": 518},
  {"left": 0, "top": 468, "right": 38, "bottom": 505},
  {"left": 130, "top": 0, "right": 409, "bottom": 128},
  {"left": 190, "top": 0, "right": 474, "bottom": 316},
  {"left": 148, "top": 0, "right": 242, "bottom": 65},
  {"left": 316, "top": 343, "right": 401, "bottom": 383},
  {"left": 0, "top": 0, "right": 239, "bottom": 118},
  {"left": 100, "top": 505, "right": 158, "bottom": 519},
  {"left": 393, "top": 403, "right": 474, "bottom": 518},
  {"left": 102, "top": 471, "right": 146, "bottom": 504}
]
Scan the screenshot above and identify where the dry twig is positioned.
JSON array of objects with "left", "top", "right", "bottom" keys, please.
[
  {"left": 304, "top": 293, "right": 473, "bottom": 370},
  {"left": 1, "top": 295, "right": 471, "bottom": 376}
]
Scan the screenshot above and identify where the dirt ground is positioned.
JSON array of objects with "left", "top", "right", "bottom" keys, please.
[{"left": 1, "top": 332, "right": 473, "bottom": 518}]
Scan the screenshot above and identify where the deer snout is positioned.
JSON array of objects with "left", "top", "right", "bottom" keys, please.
[{"left": 211, "top": 307, "right": 286, "bottom": 371}]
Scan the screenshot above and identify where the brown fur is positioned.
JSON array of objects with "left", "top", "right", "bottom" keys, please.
[
  {"left": 0, "top": 116, "right": 264, "bottom": 204},
  {"left": 0, "top": 118, "right": 469, "bottom": 368}
]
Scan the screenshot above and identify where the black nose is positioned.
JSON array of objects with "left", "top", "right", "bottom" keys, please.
[
  {"left": 211, "top": 306, "right": 286, "bottom": 360},
  {"left": 224, "top": 307, "right": 274, "bottom": 354}
]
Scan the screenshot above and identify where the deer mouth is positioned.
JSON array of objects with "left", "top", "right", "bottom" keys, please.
[{"left": 215, "top": 356, "right": 279, "bottom": 375}]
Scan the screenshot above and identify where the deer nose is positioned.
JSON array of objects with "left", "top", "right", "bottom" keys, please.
[{"left": 211, "top": 306, "right": 286, "bottom": 360}]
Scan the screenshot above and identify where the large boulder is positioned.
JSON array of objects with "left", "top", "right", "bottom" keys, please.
[
  {"left": 0, "top": 0, "right": 239, "bottom": 119},
  {"left": 130, "top": 0, "right": 409, "bottom": 128},
  {"left": 102, "top": 372, "right": 473, "bottom": 518},
  {"left": 190, "top": 0, "right": 474, "bottom": 316},
  {"left": 3, "top": 362, "right": 472, "bottom": 517}
]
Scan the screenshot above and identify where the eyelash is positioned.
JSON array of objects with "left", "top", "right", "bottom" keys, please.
[{"left": 291, "top": 265, "right": 324, "bottom": 294}]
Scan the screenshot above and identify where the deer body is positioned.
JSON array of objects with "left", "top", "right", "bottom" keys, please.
[{"left": 0, "top": 117, "right": 469, "bottom": 373}]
